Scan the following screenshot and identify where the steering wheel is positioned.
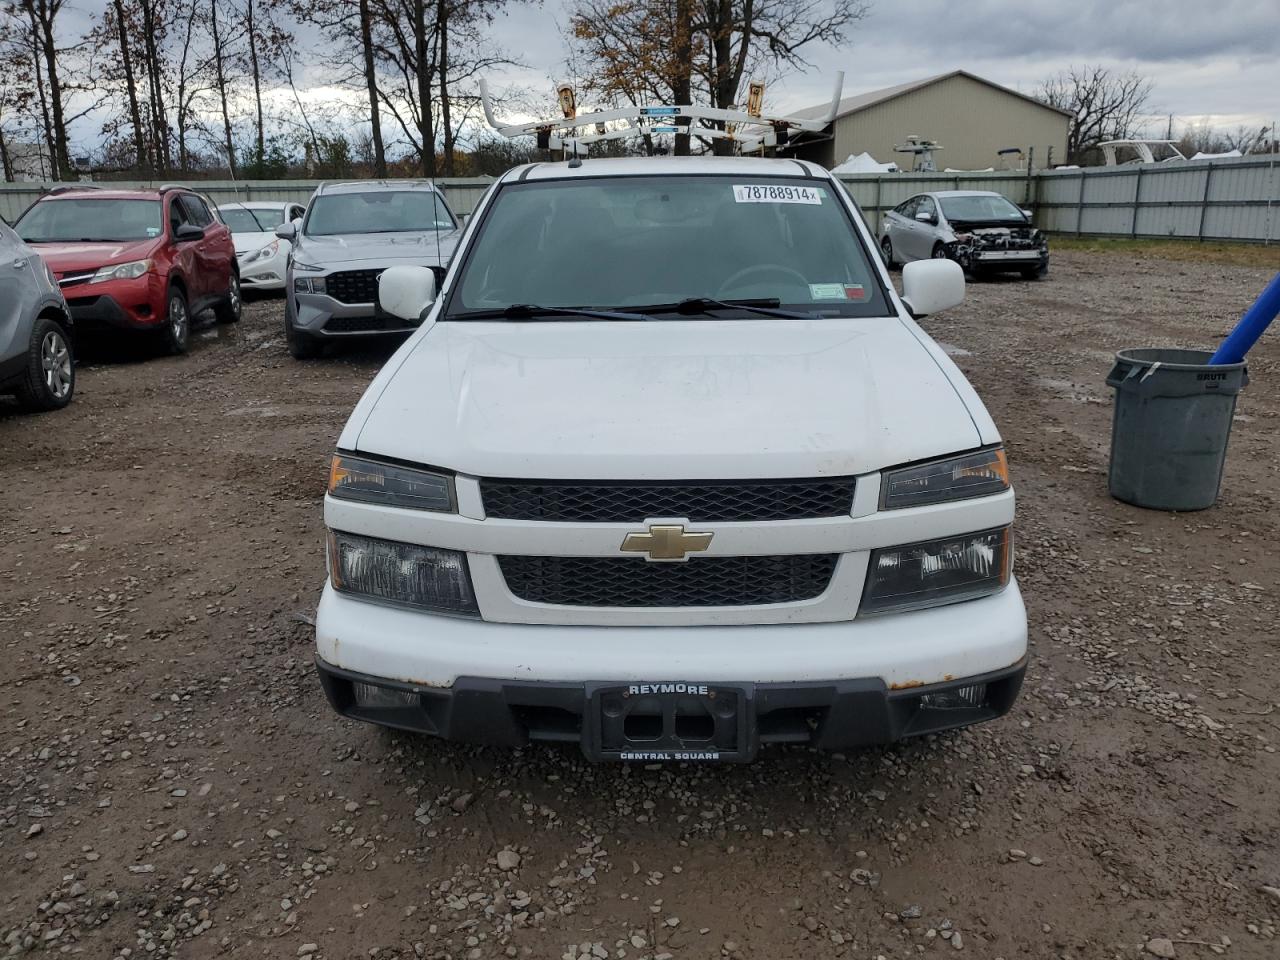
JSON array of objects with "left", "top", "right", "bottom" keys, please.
[{"left": 717, "top": 263, "right": 810, "bottom": 298}]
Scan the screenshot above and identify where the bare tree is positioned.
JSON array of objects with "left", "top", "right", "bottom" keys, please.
[
  {"left": 571, "top": 0, "right": 867, "bottom": 155},
  {"left": 1039, "top": 65, "right": 1154, "bottom": 165}
]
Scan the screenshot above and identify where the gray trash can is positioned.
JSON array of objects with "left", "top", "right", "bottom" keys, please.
[{"left": 1106, "top": 348, "right": 1248, "bottom": 511}]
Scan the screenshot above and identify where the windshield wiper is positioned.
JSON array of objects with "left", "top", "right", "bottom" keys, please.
[
  {"left": 457, "top": 304, "right": 651, "bottom": 322},
  {"left": 628, "top": 297, "right": 816, "bottom": 320}
]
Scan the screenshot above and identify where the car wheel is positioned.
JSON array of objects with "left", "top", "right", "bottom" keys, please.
[
  {"left": 880, "top": 236, "right": 897, "bottom": 269},
  {"left": 14, "top": 316, "right": 74, "bottom": 411},
  {"left": 284, "top": 312, "right": 322, "bottom": 360},
  {"left": 1021, "top": 260, "right": 1049, "bottom": 280},
  {"left": 214, "top": 272, "right": 242, "bottom": 323},
  {"left": 931, "top": 243, "right": 950, "bottom": 260},
  {"left": 162, "top": 286, "right": 190, "bottom": 355}
]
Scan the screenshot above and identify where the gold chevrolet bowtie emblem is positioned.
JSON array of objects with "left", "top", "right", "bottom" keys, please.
[{"left": 620, "top": 523, "right": 714, "bottom": 561}]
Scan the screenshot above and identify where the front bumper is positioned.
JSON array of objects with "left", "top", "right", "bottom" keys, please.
[
  {"left": 239, "top": 250, "right": 288, "bottom": 289},
  {"left": 316, "top": 655, "right": 1027, "bottom": 759},
  {"left": 63, "top": 275, "right": 165, "bottom": 330},
  {"left": 290, "top": 289, "right": 418, "bottom": 337},
  {"left": 313, "top": 578, "right": 1028, "bottom": 757}
]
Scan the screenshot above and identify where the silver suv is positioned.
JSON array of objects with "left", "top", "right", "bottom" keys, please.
[
  {"left": 0, "top": 221, "right": 75, "bottom": 411},
  {"left": 278, "top": 181, "right": 461, "bottom": 359}
]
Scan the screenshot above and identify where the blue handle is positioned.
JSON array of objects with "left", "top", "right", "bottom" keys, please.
[{"left": 1210, "top": 272, "right": 1280, "bottom": 365}]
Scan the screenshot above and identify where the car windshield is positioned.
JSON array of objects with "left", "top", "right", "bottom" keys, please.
[
  {"left": 448, "top": 175, "right": 888, "bottom": 319},
  {"left": 17, "top": 198, "right": 163, "bottom": 243},
  {"left": 305, "top": 191, "right": 454, "bottom": 236},
  {"left": 939, "top": 195, "right": 1025, "bottom": 223},
  {"left": 220, "top": 207, "right": 281, "bottom": 232}
]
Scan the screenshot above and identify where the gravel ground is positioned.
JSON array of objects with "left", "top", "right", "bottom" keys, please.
[{"left": 2, "top": 250, "right": 1279, "bottom": 960}]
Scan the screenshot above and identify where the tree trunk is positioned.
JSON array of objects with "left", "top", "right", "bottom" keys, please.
[
  {"left": 245, "top": 0, "right": 265, "bottom": 171},
  {"left": 209, "top": 0, "right": 237, "bottom": 177},
  {"left": 671, "top": 0, "right": 693, "bottom": 156},
  {"left": 436, "top": 0, "right": 453, "bottom": 175},
  {"left": 26, "top": 13, "right": 57, "bottom": 180},
  {"left": 413, "top": 0, "right": 435, "bottom": 177},
  {"left": 358, "top": 0, "right": 387, "bottom": 177},
  {"left": 138, "top": 0, "right": 170, "bottom": 174},
  {"left": 111, "top": 0, "right": 149, "bottom": 173},
  {"left": 27, "top": 0, "right": 73, "bottom": 179},
  {"left": 0, "top": 128, "right": 13, "bottom": 182}
]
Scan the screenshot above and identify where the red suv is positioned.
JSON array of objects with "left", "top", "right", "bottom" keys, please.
[{"left": 14, "top": 185, "right": 240, "bottom": 353}]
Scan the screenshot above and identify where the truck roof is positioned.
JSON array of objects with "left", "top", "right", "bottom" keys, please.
[{"left": 503, "top": 155, "right": 831, "bottom": 183}]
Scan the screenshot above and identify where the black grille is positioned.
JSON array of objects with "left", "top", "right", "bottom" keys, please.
[
  {"left": 326, "top": 269, "right": 381, "bottom": 304},
  {"left": 324, "top": 315, "right": 412, "bottom": 333},
  {"left": 326, "top": 266, "right": 446, "bottom": 304},
  {"left": 481, "top": 477, "right": 856, "bottom": 523},
  {"left": 498, "top": 554, "right": 837, "bottom": 607}
]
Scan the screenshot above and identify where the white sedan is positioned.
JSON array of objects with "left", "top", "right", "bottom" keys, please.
[{"left": 217, "top": 201, "right": 307, "bottom": 292}]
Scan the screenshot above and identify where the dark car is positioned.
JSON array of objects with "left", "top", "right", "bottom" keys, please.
[
  {"left": 14, "top": 185, "right": 241, "bottom": 353},
  {"left": 0, "top": 221, "right": 75, "bottom": 411}
]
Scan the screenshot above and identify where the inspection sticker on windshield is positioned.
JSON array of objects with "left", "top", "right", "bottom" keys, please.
[
  {"left": 809, "top": 283, "right": 865, "bottom": 301},
  {"left": 733, "top": 184, "right": 822, "bottom": 204}
]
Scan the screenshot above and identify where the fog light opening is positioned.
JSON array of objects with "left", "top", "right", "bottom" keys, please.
[
  {"left": 352, "top": 681, "right": 419, "bottom": 710},
  {"left": 920, "top": 683, "right": 987, "bottom": 710}
]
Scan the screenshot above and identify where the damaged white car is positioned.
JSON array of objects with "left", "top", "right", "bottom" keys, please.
[{"left": 881, "top": 190, "right": 1049, "bottom": 280}]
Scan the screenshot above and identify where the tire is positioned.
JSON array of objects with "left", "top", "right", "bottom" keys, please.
[
  {"left": 14, "top": 316, "right": 74, "bottom": 412},
  {"left": 1021, "top": 260, "right": 1049, "bottom": 280},
  {"left": 931, "top": 243, "right": 950, "bottom": 260},
  {"left": 161, "top": 285, "right": 190, "bottom": 355},
  {"left": 880, "top": 236, "right": 897, "bottom": 269},
  {"left": 214, "top": 271, "right": 242, "bottom": 323},
  {"left": 285, "top": 311, "right": 322, "bottom": 360}
]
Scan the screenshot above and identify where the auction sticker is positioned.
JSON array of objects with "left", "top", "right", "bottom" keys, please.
[
  {"left": 733, "top": 184, "right": 822, "bottom": 204},
  {"left": 808, "top": 283, "right": 847, "bottom": 300}
]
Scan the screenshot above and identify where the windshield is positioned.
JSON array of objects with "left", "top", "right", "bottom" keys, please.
[
  {"left": 220, "top": 207, "right": 282, "bottom": 232},
  {"left": 939, "top": 195, "right": 1025, "bottom": 223},
  {"left": 304, "top": 191, "right": 454, "bottom": 236},
  {"left": 448, "top": 176, "right": 888, "bottom": 319},
  {"left": 17, "top": 198, "right": 163, "bottom": 243}
]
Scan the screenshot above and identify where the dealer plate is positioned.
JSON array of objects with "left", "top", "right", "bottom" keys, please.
[{"left": 582, "top": 682, "right": 755, "bottom": 762}]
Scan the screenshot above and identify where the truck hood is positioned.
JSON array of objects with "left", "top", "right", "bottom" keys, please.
[
  {"left": 32, "top": 239, "right": 157, "bottom": 274},
  {"left": 294, "top": 230, "right": 461, "bottom": 268},
  {"left": 353, "top": 317, "right": 982, "bottom": 480}
]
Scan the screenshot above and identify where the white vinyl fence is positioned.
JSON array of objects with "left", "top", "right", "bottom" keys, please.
[
  {"left": 3, "top": 157, "right": 1276, "bottom": 243},
  {"left": 836, "top": 154, "right": 1279, "bottom": 244}
]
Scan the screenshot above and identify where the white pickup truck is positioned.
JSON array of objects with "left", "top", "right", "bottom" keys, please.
[{"left": 314, "top": 155, "right": 1026, "bottom": 762}]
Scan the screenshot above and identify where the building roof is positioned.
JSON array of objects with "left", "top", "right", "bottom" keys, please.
[{"left": 791, "top": 70, "right": 1074, "bottom": 123}]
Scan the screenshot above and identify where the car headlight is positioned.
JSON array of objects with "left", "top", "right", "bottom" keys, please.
[
  {"left": 245, "top": 240, "right": 280, "bottom": 264},
  {"left": 89, "top": 259, "right": 152, "bottom": 283},
  {"left": 861, "top": 526, "right": 1012, "bottom": 616},
  {"left": 328, "top": 453, "right": 455, "bottom": 512},
  {"left": 294, "top": 276, "right": 327, "bottom": 294},
  {"left": 881, "top": 447, "right": 1009, "bottom": 509},
  {"left": 293, "top": 259, "right": 325, "bottom": 272},
  {"left": 328, "top": 531, "right": 478, "bottom": 616}
]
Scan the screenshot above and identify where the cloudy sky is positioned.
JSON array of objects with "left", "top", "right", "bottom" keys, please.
[
  {"left": 488, "top": 0, "right": 1279, "bottom": 132},
  {"left": 54, "top": 0, "right": 1280, "bottom": 152}
]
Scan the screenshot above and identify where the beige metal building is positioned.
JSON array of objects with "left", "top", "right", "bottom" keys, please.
[{"left": 788, "top": 70, "right": 1071, "bottom": 171}]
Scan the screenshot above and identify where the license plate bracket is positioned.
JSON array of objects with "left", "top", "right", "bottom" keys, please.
[{"left": 582, "top": 682, "right": 755, "bottom": 762}]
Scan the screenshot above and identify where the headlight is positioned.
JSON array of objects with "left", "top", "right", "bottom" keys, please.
[
  {"left": 328, "top": 453, "right": 455, "bottom": 512},
  {"left": 89, "top": 259, "right": 152, "bottom": 283},
  {"left": 861, "top": 526, "right": 1012, "bottom": 616},
  {"left": 294, "top": 276, "right": 327, "bottom": 294},
  {"left": 293, "top": 259, "right": 325, "bottom": 272},
  {"left": 882, "top": 447, "right": 1009, "bottom": 509},
  {"left": 245, "top": 240, "right": 280, "bottom": 264},
  {"left": 328, "top": 531, "right": 478, "bottom": 617}
]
